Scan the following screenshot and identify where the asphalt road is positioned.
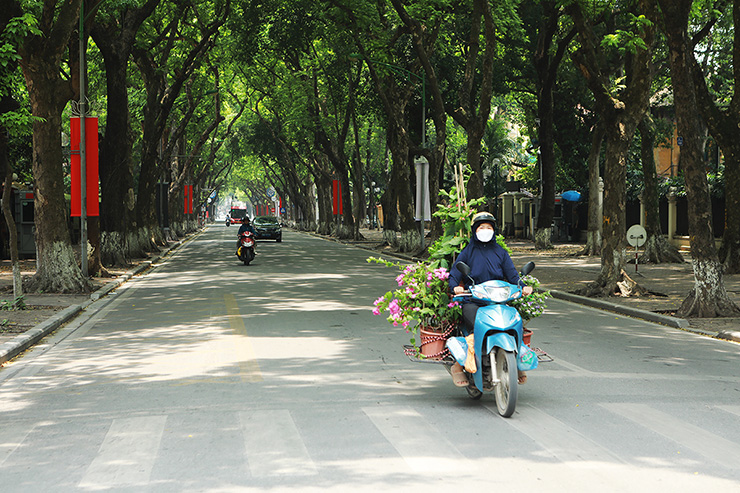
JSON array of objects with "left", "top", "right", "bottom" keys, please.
[{"left": 1, "top": 224, "right": 739, "bottom": 492}]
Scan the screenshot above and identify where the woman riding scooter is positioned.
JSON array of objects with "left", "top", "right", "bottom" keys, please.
[{"left": 447, "top": 212, "right": 533, "bottom": 387}]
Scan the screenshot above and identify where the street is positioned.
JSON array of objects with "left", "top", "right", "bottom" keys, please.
[{"left": 1, "top": 225, "right": 740, "bottom": 492}]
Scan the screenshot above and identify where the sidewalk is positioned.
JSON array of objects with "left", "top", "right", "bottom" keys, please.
[{"left": 331, "top": 228, "right": 740, "bottom": 342}]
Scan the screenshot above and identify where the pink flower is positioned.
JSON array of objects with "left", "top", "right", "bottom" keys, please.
[
  {"left": 447, "top": 301, "right": 458, "bottom": 308},
  {"left": 372, "top": 307, "right": 381, "bottom": 315}
]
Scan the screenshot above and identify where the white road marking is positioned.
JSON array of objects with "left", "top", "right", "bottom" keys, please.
[
  {"left": 603, "top": 403, "right": 740, "bottom": 465},
  {"left": 363, "top": 405, "right": 465, "bottom": 473},
  {"left": 0, "top": 423, "right": 33, "bottom": 466},
  {"left": 240, "top": 410, "right": 317, "bottom": 477},
  {"left": 78, "top": 415, "right": 167, "bottom": 488}
]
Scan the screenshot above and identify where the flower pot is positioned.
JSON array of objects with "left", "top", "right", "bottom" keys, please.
[
  {"left": 523, "top": 327, "right": 532, "bottom": 346},
  {"left": 419, "top": 326, "right": 448, "bottom": 360}
]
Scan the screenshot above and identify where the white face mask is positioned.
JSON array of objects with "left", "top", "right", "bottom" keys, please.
[{"left": 476, "top": 229, "right": 494, "bottom": 243}]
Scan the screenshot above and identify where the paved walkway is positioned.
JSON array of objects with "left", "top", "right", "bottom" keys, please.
[{"left": 2, "top": 226, "right": 739, "bottom": 365}]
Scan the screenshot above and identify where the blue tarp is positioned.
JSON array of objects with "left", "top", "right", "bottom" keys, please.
[{"left": 561, "top": 190, "right": 581, "bottom": 202}]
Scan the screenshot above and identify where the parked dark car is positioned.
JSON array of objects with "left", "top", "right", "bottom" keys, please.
[{"left": 253, "top": 216, "right": 282, "bottom": 242}]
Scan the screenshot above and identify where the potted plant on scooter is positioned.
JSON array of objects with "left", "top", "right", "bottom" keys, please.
[{"left": 368, "top": 258, "right": 462, "bottom": 359}]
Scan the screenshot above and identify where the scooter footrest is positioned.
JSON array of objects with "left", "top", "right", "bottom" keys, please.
[
  {"left": 532, "top": 347, "right": 554, "bottom": 363},
  {"left": 402, "top": 345, "right": 454, "bottom": 365}
]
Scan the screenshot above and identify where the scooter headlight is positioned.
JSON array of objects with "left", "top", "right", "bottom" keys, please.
[{"left": 472, "top": 285, "right": 511, "bottom": 302}]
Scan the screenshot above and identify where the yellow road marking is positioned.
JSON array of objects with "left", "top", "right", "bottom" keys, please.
[{"left": 224, "top": 294, "right": 263, "bottom": 382}]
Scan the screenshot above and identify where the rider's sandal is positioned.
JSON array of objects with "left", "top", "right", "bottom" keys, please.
[
  {"left": 451, "top": 366, "right": 469, "bottom": 387},
  {"left": 518, "top": 371, "right": 528, "bottom": 385}
]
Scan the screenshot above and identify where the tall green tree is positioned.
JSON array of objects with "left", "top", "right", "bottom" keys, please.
[
  {"left": 690, "top": 0, "right": 740, "bottom": 274},
  {"left": 14, "top": 0, "right": 90, "bottom": 293},
  {"left": 0, "top": 9, "right": 38, "bottom": 302},
  {"left": 132, "top": 0, "right": 229, "bottom": 250},
  {"left": 531, "top": 1, "right": 576, "bottom": 250},
  {"left": 90, "top": 0, "right": 160, "bottom": 265},
  {"left": 569, "top": 0, "right": 657, "bottom": 297},
  {"left": 656, "top": 0, "right": 740, "bottom": 317}
]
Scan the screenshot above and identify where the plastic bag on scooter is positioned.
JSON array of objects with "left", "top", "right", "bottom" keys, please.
[
  {"left": 517, "top": 344, "right": 538, "bottom": 371},
  {"left": 446, "top": 337, "right": 468, "bottom": 366}
]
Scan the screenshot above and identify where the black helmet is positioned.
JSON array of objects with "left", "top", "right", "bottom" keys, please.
[
  {"left": 471, "top": 211, "right": 496, "bottom": 233},
  {"left": 242, "top": 216, "right": 250, "bottom": 223}
]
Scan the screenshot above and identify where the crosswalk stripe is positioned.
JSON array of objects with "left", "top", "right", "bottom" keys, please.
[
  {"left": 603, "top": 403, "right": 740, "bottom": 465},
  {"left": 363, "top": 405, "right": 465, "bottom": 473},
  {"left": 498, "top": 404, "right": 624, "bottom": 465},
  {"left": 0, "top": 424, "right": 33, "bottom": 466},
  {"left": 717, "top": 405, "right": 740, "bottom": 417},
  {"left": 240, "top": 410, "right": 317, "bottom": 477},
  {"left": 78, "top": 415, "right": 167, "bottom": 488}
]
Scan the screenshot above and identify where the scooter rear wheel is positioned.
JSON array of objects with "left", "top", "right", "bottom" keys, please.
[{"left": 494, "top": 348, "right": 518, "bottom": 418}]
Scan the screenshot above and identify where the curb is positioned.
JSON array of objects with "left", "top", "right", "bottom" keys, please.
[
  {"left": 0, "top": 236, "right": 190, "bottom": 365},
  {"left": 548, "top": 289, "right": 690, "bottom": 329},
  {"left": 0, "top": 304, "right": 84, "bottom": 365}
]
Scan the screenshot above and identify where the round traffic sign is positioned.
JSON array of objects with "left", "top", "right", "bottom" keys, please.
[{"left": 627, "top": 224, "right": 647, "bottom": 247}]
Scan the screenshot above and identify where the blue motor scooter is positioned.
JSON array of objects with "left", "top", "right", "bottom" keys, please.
[{"left": 447, "top": 261, "right": 538, "bottom": 417}]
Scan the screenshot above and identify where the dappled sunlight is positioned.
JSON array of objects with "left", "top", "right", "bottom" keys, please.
[{"left": 259, "top": 299, "right": 371, "bottom": 312}]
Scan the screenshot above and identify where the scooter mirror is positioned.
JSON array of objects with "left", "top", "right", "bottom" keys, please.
[
  {"left": 520, "top": 261, "right": 535, "bottom": 277},
  {"left": 457, "top": 261, "right": 475, "bottom": 285}
]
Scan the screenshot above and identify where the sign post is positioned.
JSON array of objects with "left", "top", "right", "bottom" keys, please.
[{"left": 627, "top": 224, "right": 647, "bottom": 274}]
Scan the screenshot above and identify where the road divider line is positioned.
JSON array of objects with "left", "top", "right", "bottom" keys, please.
[
  {"left": 224, "top": 294, "right": 263, "bottom": 382},
  {"left": 78, "top": 415, "right": 167, "bottom": 489},
  {"left": 240, "top": 410, "right": 317, "bottom": 477},
  {"left": 603, "top": 402, "right": 740, "bottom": 465}
]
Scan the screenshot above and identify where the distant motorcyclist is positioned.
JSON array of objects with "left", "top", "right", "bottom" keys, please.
[{"left": 236, "top": 216, "right": 257, "bottom": 255}]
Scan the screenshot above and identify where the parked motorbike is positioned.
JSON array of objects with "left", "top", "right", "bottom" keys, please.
[
  {"left": 236, "top": 231, "right": 256, "bottom": 265},
  {"left": 225, "top": 217, "right": 231, "bottom": 227},
  {"left": 445, "top": 261, "right": 538, "bottom": 417}
]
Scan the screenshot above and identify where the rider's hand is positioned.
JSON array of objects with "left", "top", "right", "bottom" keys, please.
[
  {"left": 523, "top": 285, "right": 533, "bottom": 296},
  {"left": 453, "top": 286, "right": 465, "bottom": 295}
]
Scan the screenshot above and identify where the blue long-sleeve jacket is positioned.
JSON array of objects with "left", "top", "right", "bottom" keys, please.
[{"left": 448, "top": 237, "right": 520, "bottom": 294}]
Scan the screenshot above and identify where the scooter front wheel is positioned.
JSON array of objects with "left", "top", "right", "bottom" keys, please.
[{"left": 493, "top": 348, "right": 518, "bottom": 418}]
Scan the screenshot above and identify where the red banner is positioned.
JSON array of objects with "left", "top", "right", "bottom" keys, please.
[
  {"left": 184, "top": 185, "right": 193, "bottom": 214},
  {"left": 332, "top": 179, "right": 342, "bottom": 215},
  {"left": 70, "top": 117, "right": 99, "bottom": 217}
]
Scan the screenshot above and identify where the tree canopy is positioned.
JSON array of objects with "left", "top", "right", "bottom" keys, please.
[{"left": 2, "top": 0, "right": 738, "bottom": 317}]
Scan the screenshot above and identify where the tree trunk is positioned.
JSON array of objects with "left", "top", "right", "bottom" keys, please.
[
  {"left": 570, "top": 0, "right": 655, "bottom": 298},
  {"left": 687, "top": 0, "right": 740, "bottom": 274},
  {"left": 638, "top": 114, "right": 684, "bottom": 263},
  {"left": 534, "top": 86, "right": 556, "bottom": 249},
  {"left": 533, "top": 1, "right": 574, "bottom": 250},
  {"left": 580, "top": 122, "right": 604, "bottom": 256},
  {"left": 0, "top": 137, "right": 22, "bottom": 303},
  {"left": 18, "top": 0, "right": 90, "bottom": 292},
  {"left": 578, "top": 132, "right": 631, "bottom": 295},
  {"left": 718, "top": 148, "right": 740, "bottom": 273},
  {"left": 658, "top": 0, "right": 740, "bottom": 317}
]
